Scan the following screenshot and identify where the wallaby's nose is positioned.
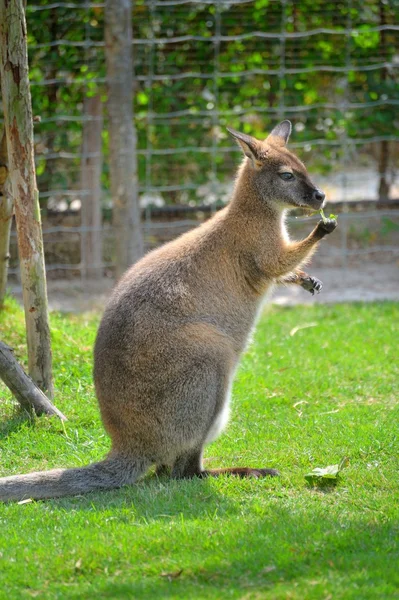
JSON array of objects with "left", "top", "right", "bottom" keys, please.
[{"left": 313, "top": 189, "right": 325, "bottom": 204}]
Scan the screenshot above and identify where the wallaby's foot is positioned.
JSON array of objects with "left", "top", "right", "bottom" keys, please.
[
  {"left": 301, "top": 275, "right": 323, "bottom": 295},
  {"left": 316, "top": 218, "right": 337, "bottom": 238},
  {"left": 204, "top": 467, "right": 280, "bottom": 478},
  {"left": 171, "top": 449, "right": 203, "bottom": 479},
  {"left": 171, "top": 449, "right": 279, "bottom": 480}
]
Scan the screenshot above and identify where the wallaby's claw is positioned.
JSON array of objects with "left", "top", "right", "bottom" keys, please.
[
  {"left": 301, "top": 276, "right": 323, "bottom": 295},
  {"left": 317, "top": 218, "right": 337, "bottom": 236}
]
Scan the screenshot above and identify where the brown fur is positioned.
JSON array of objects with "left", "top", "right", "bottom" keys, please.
[{"left": 0, "top": 121, "right": 336, "bottom": 501}]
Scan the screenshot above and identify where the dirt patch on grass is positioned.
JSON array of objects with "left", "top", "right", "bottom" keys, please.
[{"left": 8, "top": 262, "right": 399, "bottom": 313}]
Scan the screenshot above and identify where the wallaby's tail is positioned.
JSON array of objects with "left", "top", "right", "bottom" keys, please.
[{"left": 0, "top": 455, "right": 149, "bottom": 502}]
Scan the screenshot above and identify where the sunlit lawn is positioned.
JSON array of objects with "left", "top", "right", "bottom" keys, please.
[{"left": 0, "top": 298, "right": 398, "bottom": 599}]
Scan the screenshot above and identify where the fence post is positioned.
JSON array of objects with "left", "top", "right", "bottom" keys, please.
[
  {"left": 0, "top": 130, "right": 12, "bottom": 307},
  {"left": 81, "top": 94, "right": 103, "bottom": 279},
  {"left": 0, "top": 0, "right": 53, "bottom": 396},
  {"left": 105, "top": 0, "right": 143, "bottom": 279}
]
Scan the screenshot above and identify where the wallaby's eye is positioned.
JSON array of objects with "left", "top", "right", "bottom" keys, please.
[{"left": 279, "top": 172, "right": 295, "bottom": 181}]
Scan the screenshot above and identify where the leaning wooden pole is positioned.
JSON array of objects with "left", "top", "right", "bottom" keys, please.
[
  {"left": 0, "top": 342, "right": 66, "bottom": 420},
  {"left": 0, "top": 0, "right": 53, "bottom": 397}
]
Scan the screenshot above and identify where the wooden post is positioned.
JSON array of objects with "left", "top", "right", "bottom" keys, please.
[
  {"left": 0, "top": 0, "right": 53, "bottom": 397},
  {"left": 378, "top": 141, "right": 390, "bottom": 201},
  {"left": 105, "top": 0, "right": 143, "bottom": 279},
  {"left": 377, "top": 0, "right": 390, "bottom": 201},
  {"left": 0, "top": 130, "right": 13, "bottom": 307},
  {"left": 81, "top": 94, "right": 103, "bottom": 279}
]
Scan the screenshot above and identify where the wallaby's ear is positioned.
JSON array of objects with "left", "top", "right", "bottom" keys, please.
[
  {"left": 266, "top": 120, "right": 292, "bottom": 147},
  {"left": 227, "top": 127, "right": 261, "bottom": 163}
]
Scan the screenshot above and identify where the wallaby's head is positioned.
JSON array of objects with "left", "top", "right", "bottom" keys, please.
[{"left": 227, "top": 120, "right": 325, "bottom": 211}]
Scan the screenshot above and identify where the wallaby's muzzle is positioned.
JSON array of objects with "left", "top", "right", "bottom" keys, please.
[
  {"left": 312, "top": 188, "right": 326, "bottom": 208},
  {"left": 302, "top": 187, "right": 325, "bottom": 210}
]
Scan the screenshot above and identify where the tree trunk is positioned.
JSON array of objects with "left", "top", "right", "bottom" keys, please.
[
  {"left": 0, "top": 341, "right": 66, "bottom": 420},
  {"left": 81, "top": 94, "right": 103, "bottom": 279},
  {"left": 0, "top": 129, "right": 13, "bottom": 307},
  {"left": 105, "top": 0, "right": 143, "bottom": 279},
  {"left": 0, "top": 0, "right": 53, "bottom": 397}
]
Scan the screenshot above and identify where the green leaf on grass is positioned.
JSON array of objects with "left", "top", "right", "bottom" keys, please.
[{"left": 305, "top": 457, "right": 348, "bottom": 485}]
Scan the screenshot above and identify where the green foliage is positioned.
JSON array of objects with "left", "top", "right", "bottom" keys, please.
[
  {"left": 320, "top": 208, "right": 338, "bottom": 223},
  {"left": 23, "top": 1, "right": 399, "bottom": 208},
  {"left": 0, "top": 299, "right": 398, "bottom": 598}
]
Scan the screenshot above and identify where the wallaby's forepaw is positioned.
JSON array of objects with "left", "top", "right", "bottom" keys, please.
[
  {"left": 301, "top": 276, "right": 323, "bottom": 295},
  {"left": 316, "top": 218, "right": 337, "bottom": 238}
]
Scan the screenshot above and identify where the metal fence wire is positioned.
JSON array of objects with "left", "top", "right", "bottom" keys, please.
[{"left": 4, "top": 0, "right": 399, "bottom": 278}]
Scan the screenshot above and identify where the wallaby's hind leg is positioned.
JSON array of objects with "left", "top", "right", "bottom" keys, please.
[
  {"left": 171, "top": 448, "right": 204, "bottom": 479},
  {"left": 169, "top": 365, "right": 280, "bottom": 480}
]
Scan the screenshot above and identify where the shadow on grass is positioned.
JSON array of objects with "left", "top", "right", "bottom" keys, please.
[
  {"left": 4, "top": 465, "right": 398, "bottom": 598},
  {"left": 35, "top": 472, "right": 398, "bottom": 598},
  {"left": 0, "top": 409, "right": 33, "bottom": 440},
  {"left": 84, "top": 506, "right": 399, "bottom": 599},
  {"left": 46, "top": 471, "right": 248, "bottom": 521}
]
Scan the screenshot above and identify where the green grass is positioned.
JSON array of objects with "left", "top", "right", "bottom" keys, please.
[{"left": 0, "top": 298, "right": 398, "bottom": 599}]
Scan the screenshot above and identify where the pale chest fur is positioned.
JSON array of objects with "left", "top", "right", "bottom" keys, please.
[{"left": 280, "top": 212, "right": 291, "bottom": 245}]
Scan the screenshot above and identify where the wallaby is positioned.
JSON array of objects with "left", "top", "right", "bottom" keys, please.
[{"left": 0, "top": 120, "right": 337, "bottom": 501}]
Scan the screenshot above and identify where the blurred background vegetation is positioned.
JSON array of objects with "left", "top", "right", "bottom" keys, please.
[
  {"left": 0, "top": 0, "right": 397, "bottom": 281},
  {"left": 25, "top": 0, "right": 398, "bottom": 210}
]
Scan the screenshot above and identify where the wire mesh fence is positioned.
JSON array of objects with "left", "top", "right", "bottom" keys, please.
[{"left": 3, "top": 0, "right": 399, "bottom": 280}]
